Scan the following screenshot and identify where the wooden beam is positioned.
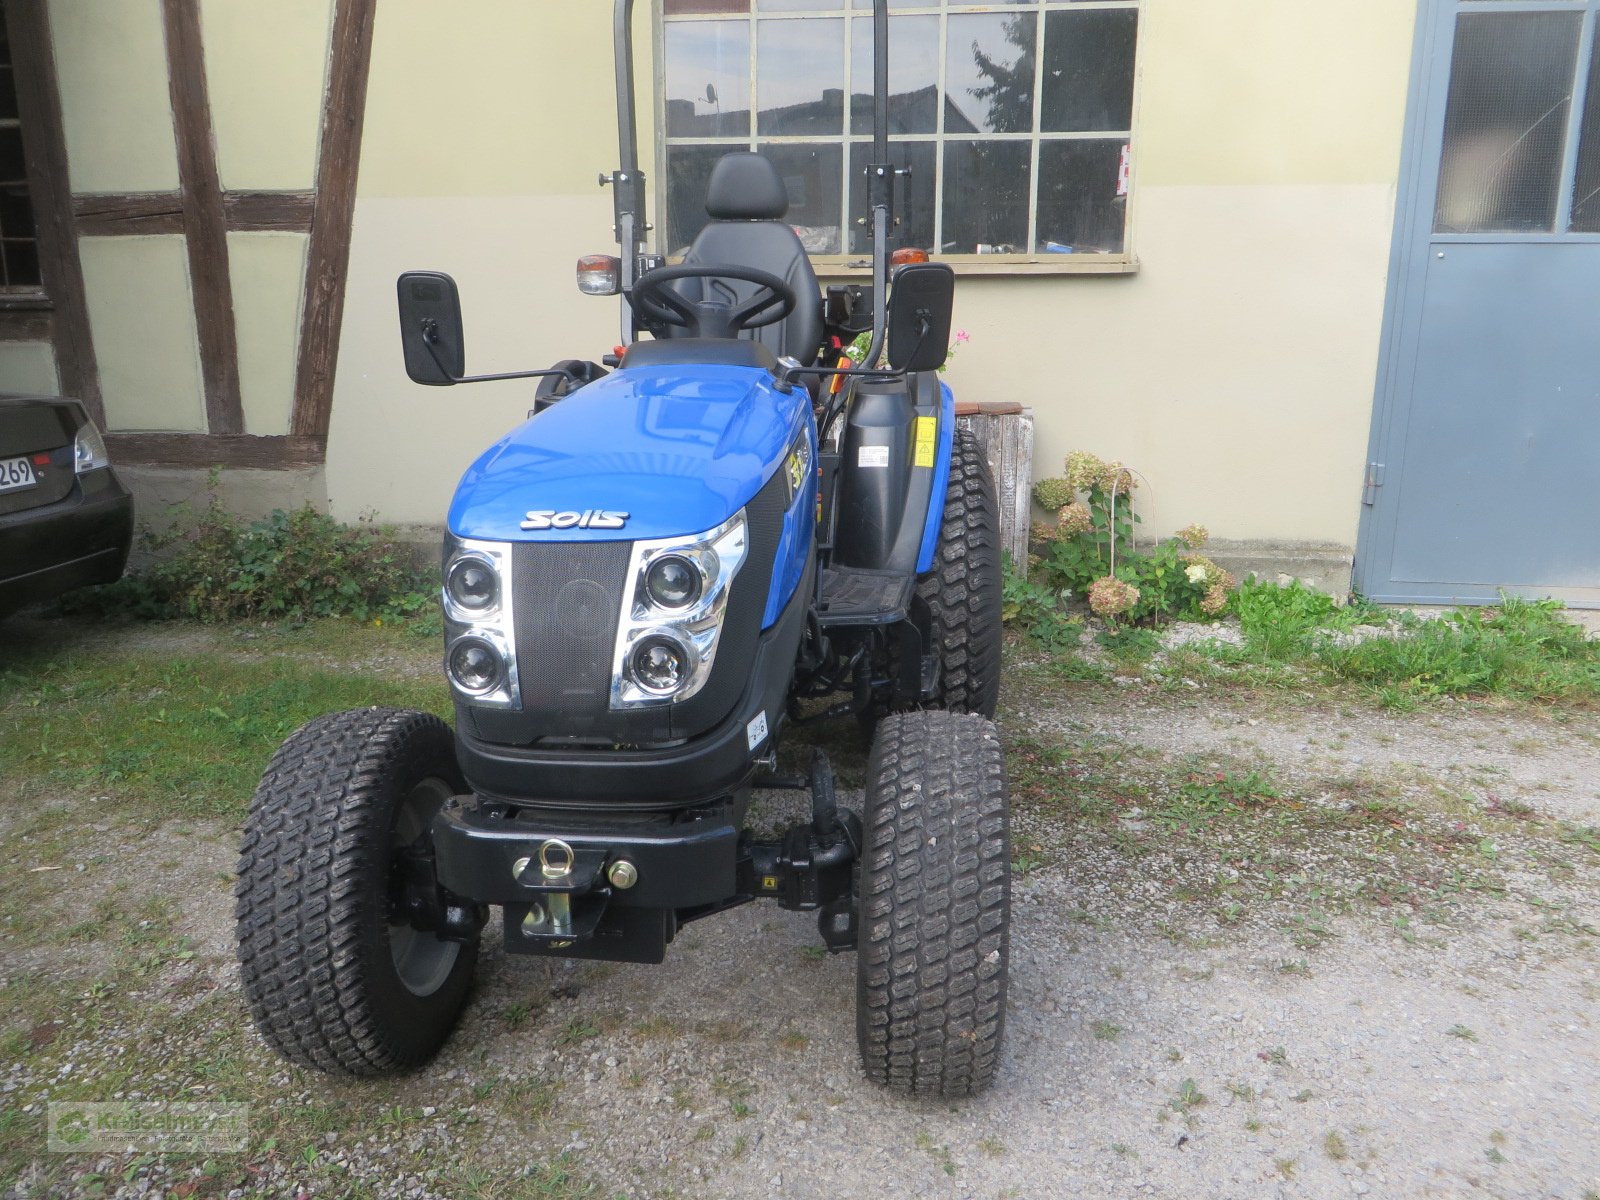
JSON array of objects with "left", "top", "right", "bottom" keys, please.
[
  {"left": 105, "top": 433, "right": 326, "bottom": 469},
  {"left": 161, "top": 0, "right": 244, "bottom": 435},
  {"left": 292, "top": 0, "right": 377, "bottom": 439},
  {"left": 224, "top": 191, "right": 316, "bottom": 232},
  {"left": 0, "top": 310, "right": 53, "bottom": 342},
  {"left": 5, "top": 0, "right": 102, "bottom": 425},
  {"left": 75, "top": 191, "right": 317, "bottom": 236},
  {"left": 74, "top": 193, "right": 186, "bottom": 236}
]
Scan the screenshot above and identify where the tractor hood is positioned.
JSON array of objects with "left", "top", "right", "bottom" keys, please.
[{"left": 448, "top": 363, "right": 809, "bottom": 543}]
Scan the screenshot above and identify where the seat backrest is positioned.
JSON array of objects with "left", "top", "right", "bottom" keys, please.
[{"left": 673, "top": 153, "right": 823, "bottom": 365}]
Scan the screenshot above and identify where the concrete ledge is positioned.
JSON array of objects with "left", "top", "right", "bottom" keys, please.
[{"left": 1203, "top": 539, "right": 1355, "bottom": 598}]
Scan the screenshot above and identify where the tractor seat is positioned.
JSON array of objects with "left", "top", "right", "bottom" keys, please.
[{"left": 668, "top": 153, "right": 824, "bottom": 366}]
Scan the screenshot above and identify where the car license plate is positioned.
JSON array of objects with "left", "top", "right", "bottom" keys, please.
[{"left": 0, "top": 454, "right": 38, "bottom": 494}]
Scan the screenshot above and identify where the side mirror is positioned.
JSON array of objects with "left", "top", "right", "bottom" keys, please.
[
  {"left": 397, "top": 271, "right": 465, "bottom": 385},
  {"left": 886, "top": 262, "right": 955, "bottom": 373}
]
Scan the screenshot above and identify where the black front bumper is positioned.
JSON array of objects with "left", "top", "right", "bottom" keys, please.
[
  {"left": 0, "top": 468, "right": 133, "bottom": 616},
  {"left": 431, "top": 795, "right": 744, "bottom": 964}
]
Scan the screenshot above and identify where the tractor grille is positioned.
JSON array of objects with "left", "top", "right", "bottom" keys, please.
[{"left": 510, "top": 541, "right": 632, "bottom": 722}]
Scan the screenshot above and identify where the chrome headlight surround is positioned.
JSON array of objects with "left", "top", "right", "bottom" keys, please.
[
  {"left": 611, "top": 511, "right": 748, "bottom": 708},
  {"left": 442, "top": 534, "right": 521, "bottom": 710}
]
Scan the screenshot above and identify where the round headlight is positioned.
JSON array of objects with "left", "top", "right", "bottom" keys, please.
[
  {"left": 644, "top": 554, "right": 702, "bottom": 610},
  {"left": 447, "top": 637, "right": 504, "bottom": 694},
  {"left": 629, "top": 635, "right": 689, "bottom": 696},
  {"left": 446, "top": 557, "right": 498, "bottom": 612}
]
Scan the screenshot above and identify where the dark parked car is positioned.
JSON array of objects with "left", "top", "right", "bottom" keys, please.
[{"left": 0, "top": 394, "right": 133, "bottom": 618}]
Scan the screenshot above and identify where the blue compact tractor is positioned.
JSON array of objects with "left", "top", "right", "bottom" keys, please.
[{"left": 236, "top": 0, "right": 1009, "bottom": 1098}]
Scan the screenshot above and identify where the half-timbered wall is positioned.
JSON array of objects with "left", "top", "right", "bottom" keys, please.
[{"left": 0, "top": 0, "right": 373, "bottom": 478}]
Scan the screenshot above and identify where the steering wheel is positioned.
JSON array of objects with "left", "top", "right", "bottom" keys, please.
[{"left": 631, "top": 264, "right": 797, "bottom": 340}]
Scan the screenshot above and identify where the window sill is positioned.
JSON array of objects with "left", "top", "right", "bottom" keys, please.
[
  {"left": 815, "top": 255, "right": 1139, "bottom": 278},
  {"left": 0, "top": 292, "right": 54, "bottom": 311}
]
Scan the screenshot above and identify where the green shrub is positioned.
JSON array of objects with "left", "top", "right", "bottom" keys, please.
[
  {"left": 1027, "top": 450, "right": 1234, "bottom": 627},
  {"left": 66, "top": 501, "right": 437, "bottom": 625},
  {"left": 1232, "top": 578, "right": 1380, "bottom": 659},
  {"left": 1001, "top": 558, "right": 1082, "bottom": 649}
]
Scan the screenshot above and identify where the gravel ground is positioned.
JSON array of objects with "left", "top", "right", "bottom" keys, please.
[{"left": 3, "top": 622, "right": 1599, "bottom": 1199}]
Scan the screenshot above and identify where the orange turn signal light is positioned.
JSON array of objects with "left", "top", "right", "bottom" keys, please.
[
  {"left": 890, "top": 247, "right": 930, "bottom": 266},
  {"left": 576, "top": 254, "right": 622, "bottom": 296}
]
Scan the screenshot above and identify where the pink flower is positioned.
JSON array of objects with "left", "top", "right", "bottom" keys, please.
[{"left": 954, "top": 330, "right": 970, "bottom": 344}]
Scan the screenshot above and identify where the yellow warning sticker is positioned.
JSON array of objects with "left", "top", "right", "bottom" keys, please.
[{"left": 913, "top": 416, "right": 937, "bottom": 468}]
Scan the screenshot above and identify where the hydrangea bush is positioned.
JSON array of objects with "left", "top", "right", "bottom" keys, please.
[{"left": 1019, "top": 451, "right": 1237, "bottom": 626}]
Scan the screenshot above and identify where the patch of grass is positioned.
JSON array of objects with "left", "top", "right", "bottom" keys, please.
[
  {"left": 1151, "top": 769, "right": 1279, "bottom": 828},
  {"left": 1324, "top": 1130, "right": 1348, "bottom": 1160},
  {"left": 1097, "top": 625, "right": 1161, "bottom": 665},
  {"left": 1318, "top": 597, "right": 1600, "bottom": 705},
  {"left": 1446, "top": 1024, "right": 1477, "bottom": 1041},
  {"left": 1090, "top": 1020, "right": 1122, "bottom": 1042},
  {"left": 0, "top": 637, "right": 447, "bottom": 822},
  {"left": 556, "top": 1017, "right": 600, "bottom": 1046},
  {"left": 1168, "top": 1077, "right": 1206, "bottom": 1113}
]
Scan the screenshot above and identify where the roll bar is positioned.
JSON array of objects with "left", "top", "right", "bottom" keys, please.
[{"left": 608, "top": 0, "right": 896, "bottom": 357}]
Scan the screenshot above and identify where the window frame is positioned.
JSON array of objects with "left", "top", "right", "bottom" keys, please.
[
  {"left": 652, "top": 0, "right": 1141, "bottom": 276},
  {"left": 0, "top": 1, "right": 48, "bottom": 305}
]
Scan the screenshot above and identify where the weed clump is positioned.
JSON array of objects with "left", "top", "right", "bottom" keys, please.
[{"left": 66, "top": 500, "right": 436, "bottom": 626}]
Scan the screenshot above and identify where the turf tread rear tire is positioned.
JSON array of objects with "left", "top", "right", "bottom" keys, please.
[
  {"left": 857, "top": 710, "right": 1010, "bottom": 1098},
  {"left": 235, "top": 707, "right": 474, "bottom": 1077},
  {"left": 916, "top": 428, "right": 1004, "bottom": 717}
]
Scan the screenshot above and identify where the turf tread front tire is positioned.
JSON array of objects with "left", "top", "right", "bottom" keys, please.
[
  {"left": 918, "top": 427, "right": 1004, "bottom": 717},
  {"left": 857, "top": 710, "right": 1010, "bottom": 1098},
  {"left": 235, "top": 707, "right": 474, "bottom": 1077}
]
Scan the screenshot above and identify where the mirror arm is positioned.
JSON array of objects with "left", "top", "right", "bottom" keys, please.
[{"left": 420, "top": 322, "right": 581, "bottom": 387}]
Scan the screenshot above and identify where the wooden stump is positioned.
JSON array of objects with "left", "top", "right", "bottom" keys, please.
[{"left": 955, "top": 400, "right": 1034, "bottom": 568}]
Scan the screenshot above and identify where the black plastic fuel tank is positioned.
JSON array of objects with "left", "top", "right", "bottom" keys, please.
[{"left": 832, "top": 379, "right": 913, "bottom": 570}]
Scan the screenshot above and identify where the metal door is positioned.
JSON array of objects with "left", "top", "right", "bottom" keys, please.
[{"left": 1356, "top": 0, "right": 1600, "bottom": 607}]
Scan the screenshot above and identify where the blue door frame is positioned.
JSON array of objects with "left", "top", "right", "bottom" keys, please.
[{"left": 1356, "top": 0, "right": 1600, "bottom": 608}]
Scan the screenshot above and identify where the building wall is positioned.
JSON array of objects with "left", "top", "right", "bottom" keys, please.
[
  {"left": 0, "top": 0, "right": 330, "bottom": 444},
  {"left": 327, "top": 0, "right": 1417, "bottom": 562}
]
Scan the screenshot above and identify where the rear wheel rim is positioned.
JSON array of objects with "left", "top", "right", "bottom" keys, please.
[{"left": 389, "top": 776, "right": 461, "bottom": 997}]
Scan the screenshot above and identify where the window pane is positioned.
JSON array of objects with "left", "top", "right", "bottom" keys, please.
[
  {"left": 848, "top": 140, "right": 935, "bottom": 254},
  {"left": 1569, "top": 30, "right": 1600, "bottom": 231},
  {"left": 764, "top": 142, "right": 843, "bottom": 252},
  {"left": 664, "top": 0, "right": 749, "bottom": 13},
  {"left": 849, "top": 15, "right": 938, "bottom": 135},
  {"left": 0, "top": 67, "right": 17, "bottom": 123},
  {"left": 2, "top": 237, "right": 39, "bottom": 288},
  {"left": 1433, "top": 11, "right": 1581, "bottom": 234},
  {"left": 941, "top": 140, "right": 1029, "bottom": 253},
  {"left": 760, "top": 0, "right": 840, "bottom": 9},
  {"left": 1040, "top": 9, "right": 1136, "bottom": 133},
  {"left": 665, "top": 21, "right": 751, "bottom": 137},
  {"left": 1036, "top": 139, "right": 1126, "bottom": 254},
  {"left": 945, "top": 12, "right": 1037, "bottom": 135},
  {"left": 665, "top": 144, "right": 735, "bottom": 255},
  {"left": 0, "top": 185, "right": 34, "bottom": 239},
  {"left": 0, "top": 126, "right": 23, "bottom": 185},
  {"left": 757, "top": 18, "right": 844, "bottom": 135}
]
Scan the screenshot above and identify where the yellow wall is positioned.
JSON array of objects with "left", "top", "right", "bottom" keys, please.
[
  {"left": 201, "top": 0, "right": 334, "bottom": 191},
  {"left": 321, "top": 0, "right": 1415, "bottom": 550},
  {"left": 49, "top": 0, "right": 177, "bottom": 194},
  {"left": 0, "top": 343, "right": 61, "bottom": 396},
  {"left": 80, "top": 237, "right": 206, "bottom": 432},
  {"left": 228, "top": 232, "right": 309, "bottom": 436}
]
